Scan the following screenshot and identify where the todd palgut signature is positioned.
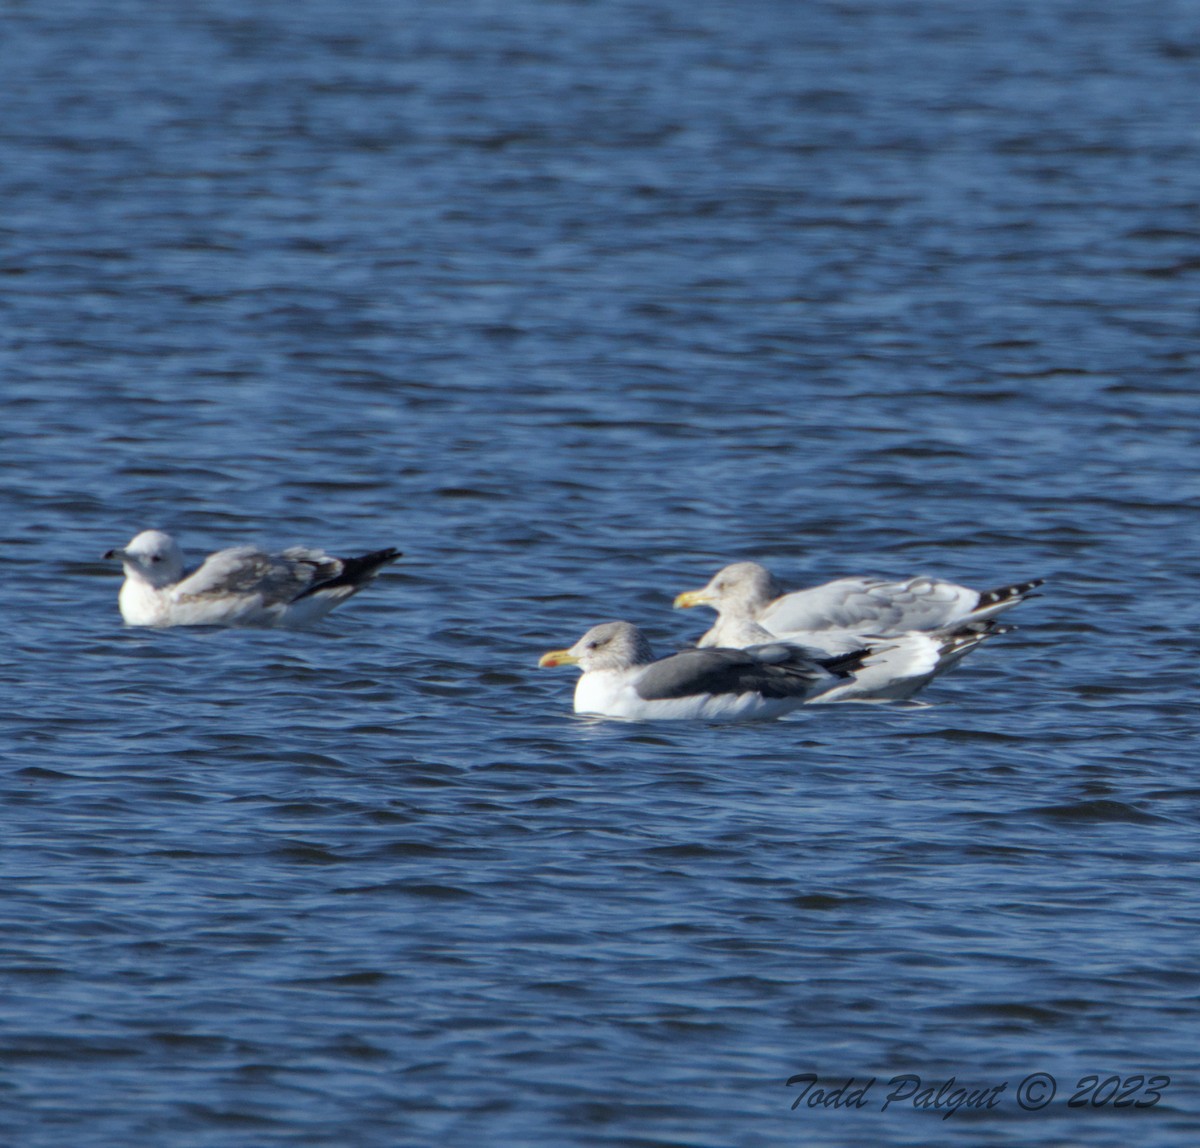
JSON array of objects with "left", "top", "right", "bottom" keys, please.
[{"left": 786, "top": 1072, "right": 1171, "bottom": 1120}]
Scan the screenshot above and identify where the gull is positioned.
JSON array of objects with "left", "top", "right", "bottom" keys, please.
[
  {"left": 674, "top": 561, "right": 1042, "bottom": 649},
  {"left": 537, "top": 620, "right": 869, "bottom": 721},
  {"left": 790, "top": 620, "right": 1009, "bottom": 702},
  {"left": 104, "top": 530, "right": 401, "bottom": 628},
  {"left": 684, "top": 610, "right": 1012, "bottom": 703}
]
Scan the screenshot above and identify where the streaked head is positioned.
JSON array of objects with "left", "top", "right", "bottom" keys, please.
[
  {"left": 538, "top": 621, "right": 656, "bottom": 673},
  {"left": 673, "top": 561, "right": 782, "bottom": 617},
  {"left": 103, "top": 530, "right": 185, "bottom": 587}
]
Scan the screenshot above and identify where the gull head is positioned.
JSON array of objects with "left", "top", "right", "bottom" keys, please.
[
  {"left": 538, "top": 621, "right": 656, "bottom": 673},
  {"left": 673, "top": 561, "right": 782, "bottom": 618},
  {"left": 104, "top": 530, "right": 185, "bottom": 588}
]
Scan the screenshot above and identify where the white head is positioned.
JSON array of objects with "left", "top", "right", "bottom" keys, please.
[
  {"left": 674, "top": 561, "right": 783, "bottom": 619},
  {"left": 104, "top": 530, "right": 185, "bottom": 588},
  {"left": 539, "top": 621, "right": 657, "bottom": 673}
]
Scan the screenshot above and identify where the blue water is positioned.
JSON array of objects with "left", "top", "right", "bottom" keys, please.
[{"left": 3, "top": 1, "right": 1200, "bottom": 1144}]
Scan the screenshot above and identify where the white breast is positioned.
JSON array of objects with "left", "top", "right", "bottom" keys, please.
[{"left": 118, "top": 579, "right": 169, "bottom": 626}]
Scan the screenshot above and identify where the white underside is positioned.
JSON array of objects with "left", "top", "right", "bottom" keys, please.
[
  {"left": 692, "top": 626, "right": 989, "bottom": 704},
  {"left": 118, "top": 577, "right": 347, "bottom": 628},
  {"left": 807, "top": 632, "right": 945, "bottom": 702},
  {"left": 572, "top": 670, "right": 809, "bottom": 722}
]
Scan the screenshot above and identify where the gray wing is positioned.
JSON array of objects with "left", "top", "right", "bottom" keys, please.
[
  {"left": 174, "top": 546, "right": 338, "bottom": 604},
  {"left": 760, "top": 576, "right": 981, "bottom": 633},
  {"left": 634, "top": 647, "right": 836, "bottom": 702}
]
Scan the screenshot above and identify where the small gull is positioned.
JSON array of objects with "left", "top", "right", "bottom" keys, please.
[
  {"left": 674, "top": 561, "right": 1042, "bottom": 649},
  {"left": 104, "top": 530, "right": 401, "bottom": 628},
  {"left": 537, "top": 620, "right": 869, "bottom": 721}
]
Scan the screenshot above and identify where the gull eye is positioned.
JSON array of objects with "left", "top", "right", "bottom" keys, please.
[{"left": 151, "top": 555, "right": 162, "bottom": 563}]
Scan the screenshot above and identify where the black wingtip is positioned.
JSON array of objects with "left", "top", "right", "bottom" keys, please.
[
  {"left": 341, "top": 547, "right": 402, "bottom": 581},
  {"left": 977, "top": 578, "right": 1045, "bottom": 606},
  {"left": 359, "top": 546, "right": 403, "bottom": 566},
  {"left": 293, "top": 547, "right": 402, "bottom": 600},
  {"left": 820, "top": 648, "right": 871, "bottom": 678}
]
